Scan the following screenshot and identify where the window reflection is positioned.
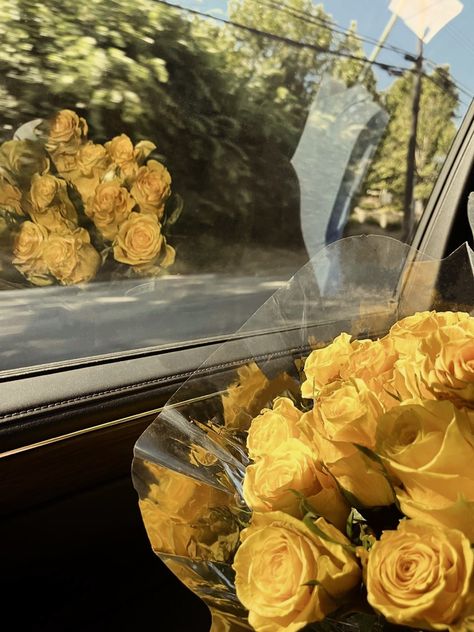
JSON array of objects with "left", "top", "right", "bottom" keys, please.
[{"left": 0, "top": 0, "right": 471, "bottom": 372}]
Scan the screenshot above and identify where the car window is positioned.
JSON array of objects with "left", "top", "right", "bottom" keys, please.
[{"left": 0, "top": 0, "right": 472, "bottom": 374}]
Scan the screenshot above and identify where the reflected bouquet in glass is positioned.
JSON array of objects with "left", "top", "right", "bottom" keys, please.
[
  {"left": 0, "top": 110, "right": 180, "bottom": 287},
  {"left": 133, "top": 236, "right": 474, "bottom": 632}
]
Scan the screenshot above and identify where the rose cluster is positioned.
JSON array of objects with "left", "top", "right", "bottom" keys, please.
[
  {"left": 233, "top": 311, "right": 474, "bottom": 632},
  {"left": 0, "top": 110, "right": 176, "bottom": 285}
]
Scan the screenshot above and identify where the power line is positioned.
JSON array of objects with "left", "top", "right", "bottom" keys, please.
[
  {"left": 155, "top": 0, "right": 414, "bottom": 74},
  {"left": 444, "top": 24, "right": 474, "bottom": 92},
  {"left": 255, "top": 0, "right": 473, "bottom": 102},
  {"left": 253, "top": 0, "right": 416, "bottom": 61},
  {"left": 156, "top": 0, "right": 473, "bottom": 107},
  {"left": 446, "top": 24, "right": 474, "bottom": 59}
]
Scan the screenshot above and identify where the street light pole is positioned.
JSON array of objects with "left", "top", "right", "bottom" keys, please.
[
  {"left": 402, "top": 37, "right": 423, "bottom": 242},
  {"left": 359, "top": 12, "right": 398, "bottom": 82}
]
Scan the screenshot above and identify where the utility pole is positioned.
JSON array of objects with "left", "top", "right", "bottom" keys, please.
[{"left": 402, "top": 37, "right": 423, "bottom": 242}]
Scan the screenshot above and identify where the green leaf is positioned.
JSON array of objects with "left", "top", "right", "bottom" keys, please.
[
  {"left": 306, "top": 612, "right": 400, "bottom": 632},
  {"left": 382, "top": 385, "right": 401, "bottom": 402},
  {"left": 0, "top": 200, "right": 25, "bottom": 221},
  {"left": 289, "top": 489, "right": 323, "bottom": 519},
  {"left": 302, "top": 579, "right": 320, "bottom": 587},
  {"left": 322, "top": 464, "right": 367, "bottom": 513},
  {"left": 99, "top": 246, "right": 113, "bottom": 266},
  {"left": 164, "top": 193, "right": 183, "bottom": 227},
  {"left": 302, "top": 512, "right": 355, "bottom": 553},
  {"left": 352, "top": 444, "right": 384, "bottom": 466},
  {"left": 346, "top": 507, "right": 367, "bottom": 541},
  {"left": 352, "top": 445, "right": 399, "bottom": 511}
]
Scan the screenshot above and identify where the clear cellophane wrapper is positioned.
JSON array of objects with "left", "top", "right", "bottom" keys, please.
[{"left": 132, "top": 235, "right": 474, "bottom": 631}]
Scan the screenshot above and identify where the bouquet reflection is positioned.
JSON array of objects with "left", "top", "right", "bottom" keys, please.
[{"left": 0, "top": 110, "right": 179, "bottom": 287}]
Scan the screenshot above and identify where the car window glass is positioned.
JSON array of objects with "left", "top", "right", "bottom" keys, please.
[{"left": 0, "top": 0, "right": 471, "bottom": 373}]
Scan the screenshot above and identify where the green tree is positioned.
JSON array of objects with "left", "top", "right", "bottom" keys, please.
[
  {"left": 363, "top": 65, "right": 458, "bottom": 213},
  {"left": 414, "top": 66, "right": 458, "bottom": 205},
  {"left": 5, "top": 0, "right": 433, "bottom": 271},
  {"left": 222, "top": 1, "right": 339, "bottom": 249},
  {"left": 1, "top": 0, "right": 348, "bottom": 265},
  {"left": 331, "top": 21, "right": 377, "bottom": 96},
  {"left": 228, "top": 0, "right": 334, "bottom": 146},
  {"left": 0, "top": 0, "right": 262, "bottom": 268}
]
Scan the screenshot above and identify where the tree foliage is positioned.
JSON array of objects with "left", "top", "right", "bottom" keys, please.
[
  {"left": 363, "top": 65, "right": 458, "bottom": 211},
  {"left": 0, "top": 0, "right": 461, "bottom": 271},
  {"left": 1, "top": 0, "right": 327, "bottom": 269},
  {"left": 331, "top": 20, "right": 377, "bottom": 97},
  {"left": 228, "top": 0, "right": 334, "bottom": 143}
]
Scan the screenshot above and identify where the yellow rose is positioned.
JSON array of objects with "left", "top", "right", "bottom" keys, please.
[
  {"left": 302, "top": 333, "right": 352, "bottom": 398},
  {"left": 134, "top": 140, "right": 156, "bottom": 163},
  {"left": 85, "top": 180, "right": 135, "bottom": 241},
  {"left": 366, "top": 520, "right": 474, "bottom": 630},
  {"left": 13, "top": 221, "right": 49, "bottom": 277},
  {"left": 52, "top": 152, "right": 78, "bottom": 179},
  {"left": 389, "top": 354, "right": 434, "bottom": 402},
  {"left": 130, "top": 240, "right": 176, "bottom": 276},
  {"left": 30, "top": 205, "right": 77, "bottom": 234},
  {"left": 222, "top": 365, "right": 299, "bottom": 431},
  {"left": 243, "top": 438, "right": 348, "bottom": 528},
  {"left": 76, "top": 141, "right": 109, "bottom": 176},
  {"left": 233, "top": 511, "right": 361, "bottom": 632},
  {"left": 130, "top": 159, "right": 171, "bottom": 217},
  {"left": 0, "top": 139, "right": 49, "bottom": 185},
  {"left": 52, "top": 144, "right": 110, "bottom": 203},
  {"left": 113, "top": 211, "right": 163, "bottom": 266},
  {"left": 298, "top": 397, "right": 395, "bottom": 508},
  {"left": 138, "top": 461, "right": 239, "bottom": 561},
  {"left": 28, "top": 173, "right": 78, "bottom": 230},
  {"left": 243, "top": 438, "right": 323, "bottom": 515},
  {"left": 314, "top": 378, "right": 384, "bottom": 449},
  {"left": 419, "top": 321, "right": 474, "bottom": 406},
  {"left": 388, "top": 310, "right": 470, "bottom": 357},
  {"left": 295, "top": 407, "right": 331, "bottom": 452},
  {"left": 46, "top": 109, "right": 88, "bottom": 154},
  {"left": 377, "top": 400, "right": 474, "bottom": 541},
  {"left": 325, "top": 449, "right": 395, "bottom": 508},
  {"left": 139, "top": 497, "right": 196, "bottom": 558},
  {"left": 348, "top": 337, "right": 396, "bottom": 375},
  {"left": 105, "top": 135, "right": 156, "bottom": 179},
  {"left": 340, "top": 338, "right": 397, "bottom": 406},
  {"left": 71, "top": 141, "right": 112, "bottom": 202},
  {"left": 43, "top": 228, "right": 100, "bottom": 285},
  {"left": 27, "top": 174, "right": 77, "bottom": 225},
  {"left": 247, "top": 397, "right": 303, "bottom": 460},
  {"left": 0, "top": 177, "right": 23, "bottom": 214},
  {"left": 223, "top": 363, "right": 270, "bottom": 431},
  {"left": 30, "top": 173, "right": 60, "bottom": 209},
  {"left": 105, "top": 134, "right": 135, "bottom": 167},
  {"left": 105, "top": 134, "right": 140, "bottom": 179}
]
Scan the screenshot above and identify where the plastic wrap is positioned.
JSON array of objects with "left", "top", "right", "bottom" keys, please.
[{"left": 132, "top": 234, "right": 474, "bottom": 631}]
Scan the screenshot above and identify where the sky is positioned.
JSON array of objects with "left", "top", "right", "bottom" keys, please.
[{"left": 166, "top": 0, "right": 474, "bottom": 119}]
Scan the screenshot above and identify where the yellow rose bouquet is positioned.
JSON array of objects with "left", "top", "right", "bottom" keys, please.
[
  {"left": 133, "top": 236, "right": 474, "bottom": 632},
  {"left": 0, "top": 110, "right": 180, "bottom": 286}
]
